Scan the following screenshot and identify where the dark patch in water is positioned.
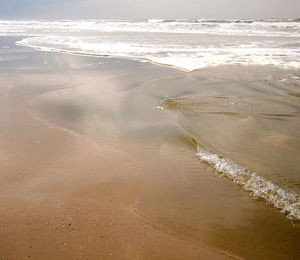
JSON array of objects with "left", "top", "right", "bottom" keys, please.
[
  {"left": 288, "top": 92, "right": 300, "bottom": 98},
  {"left": 213, "top": 96, "right": 229, "bottom": 99},
  {"left": 58, "top": 102, "right": 85, "bottom": 121},
  {"left": 260, "top": 113, "right": 297, "bottom": 117}
]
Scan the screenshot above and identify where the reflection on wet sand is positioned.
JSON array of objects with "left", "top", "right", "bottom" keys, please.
[
  {"left": 0, "top": 37, "right": 299, "bottom": 259},
  {"left": 33, "top": 59, "right": 300, "bottom": 257}
]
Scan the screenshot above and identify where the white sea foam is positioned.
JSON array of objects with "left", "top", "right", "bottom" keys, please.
[
  {"left": 16, "top": 34, "right": 300, "bottom": 71},
  {"left": 1, "top": 19, "right": 300, "bottom": 37},
  {"left": 0, "top": 19, "right": 299, "bottom": 71},
  {"left": 196, "top": 145, "right": 300, "bottom": 221}
]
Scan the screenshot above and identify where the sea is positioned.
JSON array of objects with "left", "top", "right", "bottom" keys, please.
[
  {"left": 0, "top": 19, "right": 299, "bottom": 223},
  {"left": 0, "top": 19, "right": 299, "bottom": 70}
]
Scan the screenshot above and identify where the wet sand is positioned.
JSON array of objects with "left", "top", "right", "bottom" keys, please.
[
  {"left": 0, "top": 94, "right": 227, "bottom": 260},
  {"left": 0, "top": 37, "right": 231, "bottom": 259},
  {"left": 0, "top": 37, "right": 299, "bottom": 259}
]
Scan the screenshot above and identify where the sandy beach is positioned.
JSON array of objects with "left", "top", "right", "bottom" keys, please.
[
  {"left": 0, "top": 37, "right": 233, "bottom": 260},
  {"left": 0, "top": 93, "right": 227, "bottom": 260},
  {"left": 0, "top": 36, "right": 299, "bottom": 259}
]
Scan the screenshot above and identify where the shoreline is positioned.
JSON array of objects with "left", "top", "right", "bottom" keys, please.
[
  {"left": 15, "top": 40, "right": 189, "bottom": 72},
  {"left": 1, "top": 36, "right": 300, "bottom": 259}
]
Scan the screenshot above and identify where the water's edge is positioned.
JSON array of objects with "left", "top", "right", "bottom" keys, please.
[{"left": 13, "top": 37, "right": 300, "bottom": 222}]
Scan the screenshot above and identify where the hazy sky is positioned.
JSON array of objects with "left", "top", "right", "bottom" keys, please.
[{"left": 0, "top": 0, "right": 299, "bottom": 19}]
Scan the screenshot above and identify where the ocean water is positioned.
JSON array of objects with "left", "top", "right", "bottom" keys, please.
[
  {"left": 1, "top": 19, "right": 299, "bottom": 222},
  {"left": 0, "top": 19, "right": 299, "bottom": 70}
]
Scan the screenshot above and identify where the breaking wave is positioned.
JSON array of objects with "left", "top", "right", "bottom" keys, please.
[
  {"left": 16, "top": 34, "right": 300, "bottom": 71},
  {"left": 1, "top": 19, "right": 299, "bottom": 37},
  {"left": 0, "top": 19, "right": 298, "bottom": 70},
  {"left": 196, "top": 145, "right": 300, "bottom": 221}
]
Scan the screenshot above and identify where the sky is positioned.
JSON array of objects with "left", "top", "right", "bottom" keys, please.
[{"left": 0, "top": 0, "right": 299, "bottom": 20}]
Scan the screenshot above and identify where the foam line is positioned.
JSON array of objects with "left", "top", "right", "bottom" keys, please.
[{"left": 196, "top": 145, "right": 300, "bottom": 221}]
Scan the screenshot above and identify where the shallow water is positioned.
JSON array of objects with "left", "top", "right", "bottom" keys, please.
[
  {"left": 1, "top": 36, "right": 300, "bottom": 259},
  {"left": 157, "top": 66, "right": 300, "bottom": 219}
]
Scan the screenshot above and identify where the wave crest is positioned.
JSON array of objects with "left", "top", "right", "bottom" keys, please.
[{"left": 196, "top": 145, "right": 300, "bottom": 221}]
